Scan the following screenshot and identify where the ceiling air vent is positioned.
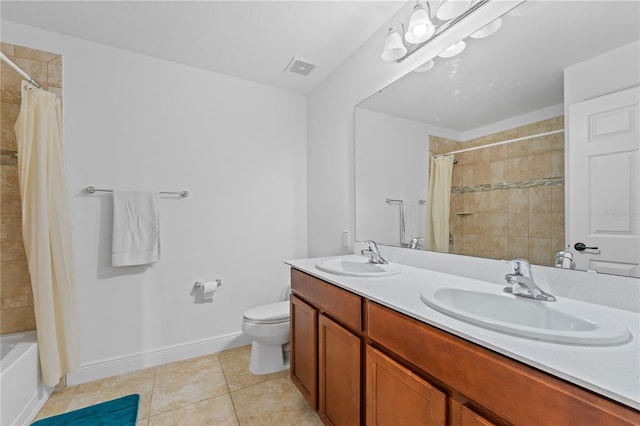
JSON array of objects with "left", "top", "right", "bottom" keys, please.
[{"left": 284, "top": 57, "right": 316, "bottom": 76}]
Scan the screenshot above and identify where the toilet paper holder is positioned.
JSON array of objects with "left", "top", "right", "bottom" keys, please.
[{"left": 194, "top": 279, "right": 222, "bottom": 289}]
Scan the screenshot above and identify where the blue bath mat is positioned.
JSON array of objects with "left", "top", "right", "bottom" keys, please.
[{"left": 32, "top": 394, "right": 139, "bottom": 426}]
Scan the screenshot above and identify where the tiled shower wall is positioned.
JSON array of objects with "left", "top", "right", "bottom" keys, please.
[
  {"left": 429, "top": 116, "right": 565, "bottom": 266},
  {"left": 0, "top": 43, "right": 62, "bottom": 335}
]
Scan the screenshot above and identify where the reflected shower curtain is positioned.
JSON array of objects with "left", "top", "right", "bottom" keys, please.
[
  {"left": 15, "top": 81, "right": 79, "bottom": 386},
  {"left": 426, "top": 155, "right": 454, "bottom": 252}
]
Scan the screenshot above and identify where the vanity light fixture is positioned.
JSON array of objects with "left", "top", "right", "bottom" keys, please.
[
  {"left": 381, "top": 0, "right": 500, "bottom": 70},
  {"left": 413, "top": 59, "right": 435, "bottom": 73},
  {"left": 405, "top": 2, "right": 435, "bottom": 44},
  {"left": 381, "top": 21, "right": 408, "bottom": 62},
  {"left": 470, "top": 18, "right": 503, "bottom": 39},
  {"left": 436, "top": 0, "right": 472, "bottom": 21},
  {"left": 437, "top": 40, "right": 466, "bottom": 58}
]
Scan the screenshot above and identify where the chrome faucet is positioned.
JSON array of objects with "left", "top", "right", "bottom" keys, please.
[
  {"left": 554, "top": 250, "right": 574, "bottom": 269},
  {"left": 408, "top": 237, "right": 424, "bottom": 250},
  {"left": 504, "top": 258, "right": 556, "bottom": 302},
  {"left": 361, "top": 241, "right": 388, "bottom": 264}
]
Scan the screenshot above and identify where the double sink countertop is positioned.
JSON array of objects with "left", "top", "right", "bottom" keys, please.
[{"left": 285, "top": 255, "right": 640, "bottom": 410}]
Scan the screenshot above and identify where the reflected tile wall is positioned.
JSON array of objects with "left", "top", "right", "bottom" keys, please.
[
  {"left": 1, "top": 43, "right": 62, "bottom": 335},
  {"left": 429, "top": 116, "right": 565, "bottom": 266}
]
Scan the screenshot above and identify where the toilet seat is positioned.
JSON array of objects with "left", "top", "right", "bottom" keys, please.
[{"left": 243, "top": 301, "right": 290, "bottom": 324}]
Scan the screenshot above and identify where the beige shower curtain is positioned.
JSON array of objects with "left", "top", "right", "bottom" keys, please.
[
  {"left": 15, "top": 81, "right": 79, "bottom": 386},
  {"left": 426, "top": 155, "right": 454, "bottom": 252}
]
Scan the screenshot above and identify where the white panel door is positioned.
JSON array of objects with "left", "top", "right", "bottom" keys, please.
[{"left": 568, "top": 87, "right": 640, "bottom": 277}]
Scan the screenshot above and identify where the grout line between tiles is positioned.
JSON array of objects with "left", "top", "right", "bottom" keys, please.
[
  {"left": 62, "top": 385, "right": 79, "bottom": 413},
  {"left": 142, "top": 366, "right": 158, "bottom": 424},
  {"left": 218, "top": 355, "right": 243, "bottom": 425},
  {"left": 145, "top": 392, "right": 238, "bottom": 424}
]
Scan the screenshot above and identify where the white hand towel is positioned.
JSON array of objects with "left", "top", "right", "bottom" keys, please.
[
  {"left": 112, "top": 190, "right": 160, "bottom": 267},
  {"left": 403, "top": 201, "right": 426, "bottom": 245}
]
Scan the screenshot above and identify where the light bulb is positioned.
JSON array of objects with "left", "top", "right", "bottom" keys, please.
[
  {"left": 412, "top": 24, "right": 427, "bottom": 37},
  {"left": 405, "top": 5, "right": 435, "bottom": 44}
]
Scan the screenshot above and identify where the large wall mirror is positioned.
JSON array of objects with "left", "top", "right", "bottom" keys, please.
[{"left": 355, "top": 0, "right": 639, "bottom": 276}]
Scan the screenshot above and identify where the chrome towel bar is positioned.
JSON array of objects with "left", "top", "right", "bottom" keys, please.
[
  {"left": 385, "top": 198, "right": 426, "bottom": 204},
  {"left": 86, "top": 186, "right": 189, "bottom": 197}
]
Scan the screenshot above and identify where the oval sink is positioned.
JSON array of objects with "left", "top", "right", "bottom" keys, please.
[
  {"left": 316, "top": 256, "right": 402, "bottom": 278},
  {"left": 420, "top": 287, "right": 630, "bottom": 345}
]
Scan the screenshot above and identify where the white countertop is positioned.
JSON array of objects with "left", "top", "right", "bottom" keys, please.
[{"left": 286, "top": 255, "right": 640, "bottom": 410}]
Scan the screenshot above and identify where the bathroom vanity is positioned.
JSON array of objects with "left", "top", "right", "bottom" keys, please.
[{"left": 287, "top": 258, "right": 640, "bottom": 425}]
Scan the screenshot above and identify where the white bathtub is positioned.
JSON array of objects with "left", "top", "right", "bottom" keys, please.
[{"left": 0, "top": 330, "right": 53, "bottom": 426}]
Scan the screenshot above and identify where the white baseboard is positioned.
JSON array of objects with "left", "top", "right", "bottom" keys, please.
[{"left": 67, "top": 332, "right": 251, "bottom": 386}]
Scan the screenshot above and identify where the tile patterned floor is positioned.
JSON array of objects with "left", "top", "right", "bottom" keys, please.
[{"left": 33, "top": 346, "right": 323, "bottom": 426}]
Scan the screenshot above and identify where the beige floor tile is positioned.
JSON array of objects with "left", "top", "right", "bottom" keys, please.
[
  {"left": 148, "top": 394, "right": 238, "bottom": 426},
  {"left": 221, "top": 349, "right": 288, "bottom": 392},
  {"left": 218, "top": 344, "right": 251, "bottom": 361},
  {"left": 231, "top": 376, "right": 315, "bottom": 426},
  {"left": 291, "top": 411, "right": 324, "bottom": 426},
  {"left": 150, "top": 355, "right": 228, "bottom": 416},
  {"left": 66, "top": 368, "right": 155, "bottom": 419},
  {"left": 33, "top": 385, "right": 78, "bottom": 421},
  {"left": 154, "top": 353, "right": 219, "bottom": 377},
  {"left": 33, "top": 349, "right": 317, "bottom": 426}
]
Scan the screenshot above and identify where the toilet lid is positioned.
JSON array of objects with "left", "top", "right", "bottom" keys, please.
[{"left": 243, "top": 301, "right": 290, "bottom": 324}]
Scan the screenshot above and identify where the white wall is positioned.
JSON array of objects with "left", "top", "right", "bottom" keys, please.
[
  {"left": 564, "top": 40, "right": 640, "bottom": 108},
  {"left": 355, "top": 108, "right": 431, "bottom": 246},
  {"left": 2, "top": 21, "right": 307, "bottom": 383},
  {"left": 306, "top": 1, "right": 523, "bottom": 257},
  {"left": 460, "top": 103, "right": 564, "bottom": 141}
]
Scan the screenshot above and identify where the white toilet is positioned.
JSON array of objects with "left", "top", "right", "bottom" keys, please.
[{"left": 241, "top": 300, "right": 290, "bottom": 375}]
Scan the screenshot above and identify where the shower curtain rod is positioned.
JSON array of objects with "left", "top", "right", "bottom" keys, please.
[
  {"left": 433, "top": 129, "right": 564, "bottom": 159},
  {"left": 0, "top": 52, "right": 44, "bottom": 89}
]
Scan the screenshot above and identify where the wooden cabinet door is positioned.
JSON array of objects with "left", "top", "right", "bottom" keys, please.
[
  {"left": 450, "top": 398, "right": 497, "bottom": 426},
  {"left": 459, "top": 406, "right": 496, "bottom": 426},
  {"left": 319, "top": 314, "right": 361, "bottom": 426},
  {"left": 366, "top": 345, "right": 446, "bottom": 426},
  {"left": 290, "top": 295, "right": 318, "bottom": 410}
]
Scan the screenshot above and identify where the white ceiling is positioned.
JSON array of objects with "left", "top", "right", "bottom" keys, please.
[
  {"left": 0, "top": 0, "right": 405, "bottom": 94},
  {"left": 358, "top": 1, "right": 640, "bottom": 133}
]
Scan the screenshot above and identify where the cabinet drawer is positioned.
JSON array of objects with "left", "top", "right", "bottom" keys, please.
[
  {"left": 366, "top": 301, "right": 640, "bottom": 425},
  {"left": 291, "top": 269, "right": 361, "bottom": 331}
]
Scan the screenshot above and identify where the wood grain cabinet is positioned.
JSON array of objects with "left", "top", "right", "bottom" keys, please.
[
  {"left": 450, "top": 398, "right": 497, "bottom": 426},
  {"left": 366, "top": 300, "right": 640, "bottom": 426},
  {"left": 290, "top": 294, "right": 318, "bottom": 410},
  {"left": 366, "top": 345, "right": 445, "bottom": 426},
  {"left": 319, "top": 314, "right": 361, "bottom": 426},
  {"left": 290, "top": 268, "right": 640, "bottom": 426},
  {"left": 291, "top": 269, "right": 362, "bottom": 426}
]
